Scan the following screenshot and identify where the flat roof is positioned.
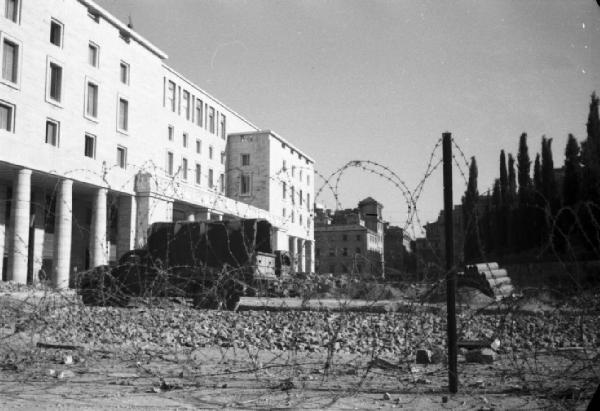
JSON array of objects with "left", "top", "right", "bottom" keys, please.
[
  {"left": 79, "top": 0, "right": 168, "bottom": 59},
  {"left": 229, "top": 130, "right": 315, "bottom": 164}
]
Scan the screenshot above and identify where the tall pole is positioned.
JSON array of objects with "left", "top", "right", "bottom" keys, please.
[{"left": 443, "top": 132, "right": 458, "bottom": 393}]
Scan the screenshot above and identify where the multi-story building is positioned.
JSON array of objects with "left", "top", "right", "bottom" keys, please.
[
  {"left": 0, "top": 0, "right": 314, "bottom": 287},
  {"left": 314, "top": 197, "right": 384, "bottom": 277}
]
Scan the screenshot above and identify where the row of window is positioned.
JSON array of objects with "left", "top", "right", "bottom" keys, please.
[
  {"left": 282, "top": 207, "right": 311, "bottom": 228},
  {"left": 164, "top": 78, "right": 226, "bottom": 139},
  {"left": 316, "top": 247, "right": 362, "bottom": 257},
  {"left": 281, "top": 182, "right": 311, "bottom": 211},
  {"left": 165, "top": 151, "right": 225, "bottom": 192},
  {"left": 282, "top": 160, "right": 311, "bottom": 186},
  {"left": 167, "top": 126, "right": 225, "bottom": 163}
]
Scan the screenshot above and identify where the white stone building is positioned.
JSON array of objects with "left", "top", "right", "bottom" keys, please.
[{"left": 0, "top": 0, "right": 314, "bottom": 287}]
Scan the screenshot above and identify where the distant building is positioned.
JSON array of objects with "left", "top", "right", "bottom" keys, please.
[{"left": 314, "top": 197, "right": 384, "bottom": 277}]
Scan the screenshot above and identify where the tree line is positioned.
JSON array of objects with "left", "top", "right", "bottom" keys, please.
[{"left": 462, "top": 92, "right": 600, "bottom": 263}]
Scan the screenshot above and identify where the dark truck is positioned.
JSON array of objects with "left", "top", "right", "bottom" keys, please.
[{"left": 78, "top": 218, "right": 290, "bottom": 309}]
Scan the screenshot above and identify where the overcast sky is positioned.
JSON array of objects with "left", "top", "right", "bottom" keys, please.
[{"left": 97, "top": 0, "right": 599, "bottom": 235}]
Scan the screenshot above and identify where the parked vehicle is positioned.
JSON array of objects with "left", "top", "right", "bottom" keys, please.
[{"left": 77, "top": 218, "right": 290, "bottom": 309}]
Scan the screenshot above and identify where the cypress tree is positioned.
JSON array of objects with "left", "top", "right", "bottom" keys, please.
[
  {"left": 499, "top": 150, "right": 508, "bottom": 204},
  {"left": 533, "top": 153, "right": 542, "bottom": 195},
  {"left": 517, "top": 133, "right": 532, "bottom": 205},
  {"left": 563, "top": 134, "right": 581, "bottom": 207},
  {"left": 462, "top": 157, "right": 479, "bottom": 261},
  {"left": 541, "top": 137, "right": 558, "bottom": 208},
  {"left": 507, "top": 153, "right": 517, "bottom": 205}
]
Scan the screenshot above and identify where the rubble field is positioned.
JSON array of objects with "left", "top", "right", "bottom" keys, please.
[{"left": 0, "top": 283, "right": 598, "bottom": 409}]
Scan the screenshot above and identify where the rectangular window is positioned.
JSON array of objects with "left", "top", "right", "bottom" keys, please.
[
  {"left": 2, "top": 38, "right": 19, "bottom": 84},
  {"left": 299, "top": 189, "right": 303, "bottom": 206},
  {"left": 195, "top": 99, "right": 203, "bottom": 126},
  {"left": 220, "top": 114, "right": 226, "bottom": 139},
  {"left": 208, "top": 106, "right": 215, "bottom": 133},
  {"left": 183, "top": 132, "right": 188, "bottom": 148},
  {"left": 307, "top": 194, "right": 310, "bottom": 211},
  {"left": 282, "top": 208, "right": 286, "bottom": 217},
  {"left": 240, "top": 173, "right": 251, "bottom": 196},
  {"left": 208, "top": 168, "right": 214, "bottom": 188},
  {"left": 282, "top": 182, "right": 286, "bottom": 199},
  {"left": 167, "top": 151, "right": 174, "bottom": 175},
  {"left": 168, "top": 125, "right": 174, "bottom": 141},
  {"left": 342, "top": 234, "right": 348, "bottom": 241},
  {"left": 84, "top": 134, "right": 95, "bottom": 158},
  {"left": 118, "top": 98, "right": 128, "bottom": 131},
  {"left": 45, "top": 119, "right": 59, "bottom": 146},
  {"left": 220, "top": 152, "right": 225, "bottom": 165},
  {"left": 195, "top": 163, "right": 201, "bottom": 185},
  {"left": 167, "top": 80, "right": 176, "bottom": 112},
  {"left": 195, "top": 139, "right": 201, "bottom": 154},
  {"left": 48, "top": 62, "right": 62, "bottom": 102},
  {"left": 291, "top": 186, "right": 295, "bottom": 204},
  {"left": 120, "top": 61, "right": 130, "bottom": 85},
  {"left": 182, "top": 157, "right": 188, "bottom": 180},
  {"left": 241, "top": 154, "right": 250, "bottom": 166},
  {"left": 220, "top": 173, "right": 225, "bottom": 193},
  {"left": 0, "top": 101, "right": 15, "bottom": 132},
  {"left": 86, "top": 81, "right": 98, "bottom": 118},
  {"left": 88, "top": 42, "right": 99, "bottom": 67},
  {"left": 117, "top": 146, "right": 127, "bottom": 169},
  {"left": 209, "top": 146, "right": 213, "bottom": 160},
  {"left": 87, "top": 9, "right": 99, "bottom": 23},
  {"left": 50, "top": 19, "right": 63, "bottom": 47},
  {"left": 5, "top": 0, "right": 18, "bottom": 22},
  {"left": 182, "top": 90, "right": 190, "bottom": 120}
]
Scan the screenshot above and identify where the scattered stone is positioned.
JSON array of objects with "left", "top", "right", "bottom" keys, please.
[
  {"left": 490, "top": 338, "right": 501, "bottom": 351},
  {"left": 416, "top": 377, "right": 432, "bottom": 384},
  {"left": 47, "top": 369, "right": 56, "bottom": 377},
  {"left": 383, "top": 392, "right": 391, "bottom": 400},
  {"left": 63, "top": 355, "right": 73, "bottom": 365},
  {"left": 57, "top": 370, "right": 75, "bottom": 379}
]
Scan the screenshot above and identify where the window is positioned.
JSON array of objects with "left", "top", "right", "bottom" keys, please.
[
  {"left": 342, "top": 234, "right": 347, "bottom": 241},
  {"left": 84, "top": 134, "right": 95, "bottom": 158},
  {"left": 182, "top": 91, "right": 190, "bottom": 120},
  {"left": 168, "top": 125, "right": 174, "bottom": 141},
  {"left": 220, "top": 151, "right": 225, "bottom": 165},
  {"left": 195, "top": 163, "right": 201, "bottom": 185},
  {"left": 85, "top": 81, "right": 98, "bottom": 118},
  {"left": 2, "top": 38, "right": 19, "bottom": 84},
  {"left": 47, "top": 62, "right": 62, "bottom": 103},
  {"left": 87, "top": 9, "right": 100, "bottom": 23},
  {"left": 182, "top": 132, "right": 188, "bottom": 148},
  {"left": 50, "top": 20, "right": 63, "bottom": 47},
  {"left": 282, "top": 208, "right": 286, "bottom": 217},
  {"left": 119, "top": 30, "right": 130, "bottom": 43},
  {"left": 117, "top": 97, "right": 128, "bottom": 131},
  {"left": 355, "top": 247, "right": 361, "bottom": 254},
  {"left": 300, "top": 215, "right": 303, "bottom": 225},
  {"left": 356, "top": 234, "right": 361, "bottom": 241},
  {"left": 220, "top": 173, "right": 225, "bottom": 192},
  {"left": 117, "top": 146, "right": 127, "bottom": 169},
  {"left": 0, "top": 101, "right": 15, "bottom": 132},
  {"left": 299, "top": 169, "right": 303, "bottom": 182},
  {"left": 220, "top": 114, "right": 226, "bottom": 139},
  {"left": 307, "top": 175, "right": 310, "bottom": 186},
  {"left": 119, "top": 61, "right": 130, "bottom": 85},
  {"left": 291, "top": 186, "right": 295, "bottom": 204},
  {"left": 5, "top": 0, "right": 19, "bottom": 22},
  {"left": 240, "top": 173, "right": 251, "bottom": 196},
  {"left": 299, "top": 189, "right": 303, "bottom": 206},
  {"left": 166, "top": 151, "right": 174, "bottom": 175},
  {"left": 182, "top": 157, "right": 188, "bottom": 180},
  {"left": 209, "top": 145, "right": 213, "bottom": 159},
  {"left": 342, "top": 248, "right": 348, "bottom": 256},
  {"left": 195, "top": 139, "right": 201, "bottom": 154},
  {"left": 282, "top": 160, "right": 287, "bottom": 171},
  {"left": 208, "top": 169, "right": 214, "bottom": 188},
  {"left": 195, "top": 99, "right": 203, "bottom": 126},
  {"left": 208, "top": 106, "right": 215, "bottom": 133},
  {"left": 167, "top": 81, "right": 176, "bottom": 112},
  {"left": 307, "top": 194, "right": 310, "bottom": 211},
  {"left": 88, "top": 42, "right": 99, "bottom": 67},
  {"left": 241, "top": 154, "right": 250, "bottom": 166},
  {"left": 292, "top": 166, "right": 296, "bottom": 178},
  {"left": 291, "top": 211, "right": 295, "bottom": 223},
  {"left": 45, "top": 119, "right": 59, "bottom": 146},
  {"left": 329, "top": 248, "right": 335, "bottom": 256},
  {"left": 282, "top": 182, "right": 286, "bottom": 199}
]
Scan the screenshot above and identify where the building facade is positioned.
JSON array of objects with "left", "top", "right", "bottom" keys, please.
[
  {"left": 314, "top": 197, "right": 384, "bottom": 277},
  {"left": 0, "top": 0, "right": 314, "bottom": 287}
]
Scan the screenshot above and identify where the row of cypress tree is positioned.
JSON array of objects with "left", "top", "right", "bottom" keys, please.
[{"left": 462, "top": 92, "right": 600, "bottom": 263}]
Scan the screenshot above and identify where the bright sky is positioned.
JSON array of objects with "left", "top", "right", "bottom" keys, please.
[{"left": 97, "top": 0, "right": 599, "bottom": 236}]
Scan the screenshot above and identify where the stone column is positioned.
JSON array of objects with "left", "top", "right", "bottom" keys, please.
[
  {"left": 297, "top": 238, "right": 305, "bottom": 273},
  {"left": 195, "top": 209, "right": 211, "bottom": 221},
  {"left": 53, "top": 179, "right": 72, "bottom": 289},
  {"left": 90, "top": 188, "right": 107, "bottom": 267},
  {"left": 30, "top": 191, "right": 46, "bottom": 283},
  {"left": 8, "top": 169, "right": 31, "bottom": 284},
  {"left": 305, "top": 240, "right": 314, "bottom": 273},
  {"left": 0, "top": 184, "right": 6, "bottom": 280},
  {"left": 116, "top": 195, "right": 136, "bottom": 258},
  {"left": 135, "top": 194, "right": 174, "bottom": 247},
  {"left": 288, "top": 236, "right": 297, "bottom": 273}
]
